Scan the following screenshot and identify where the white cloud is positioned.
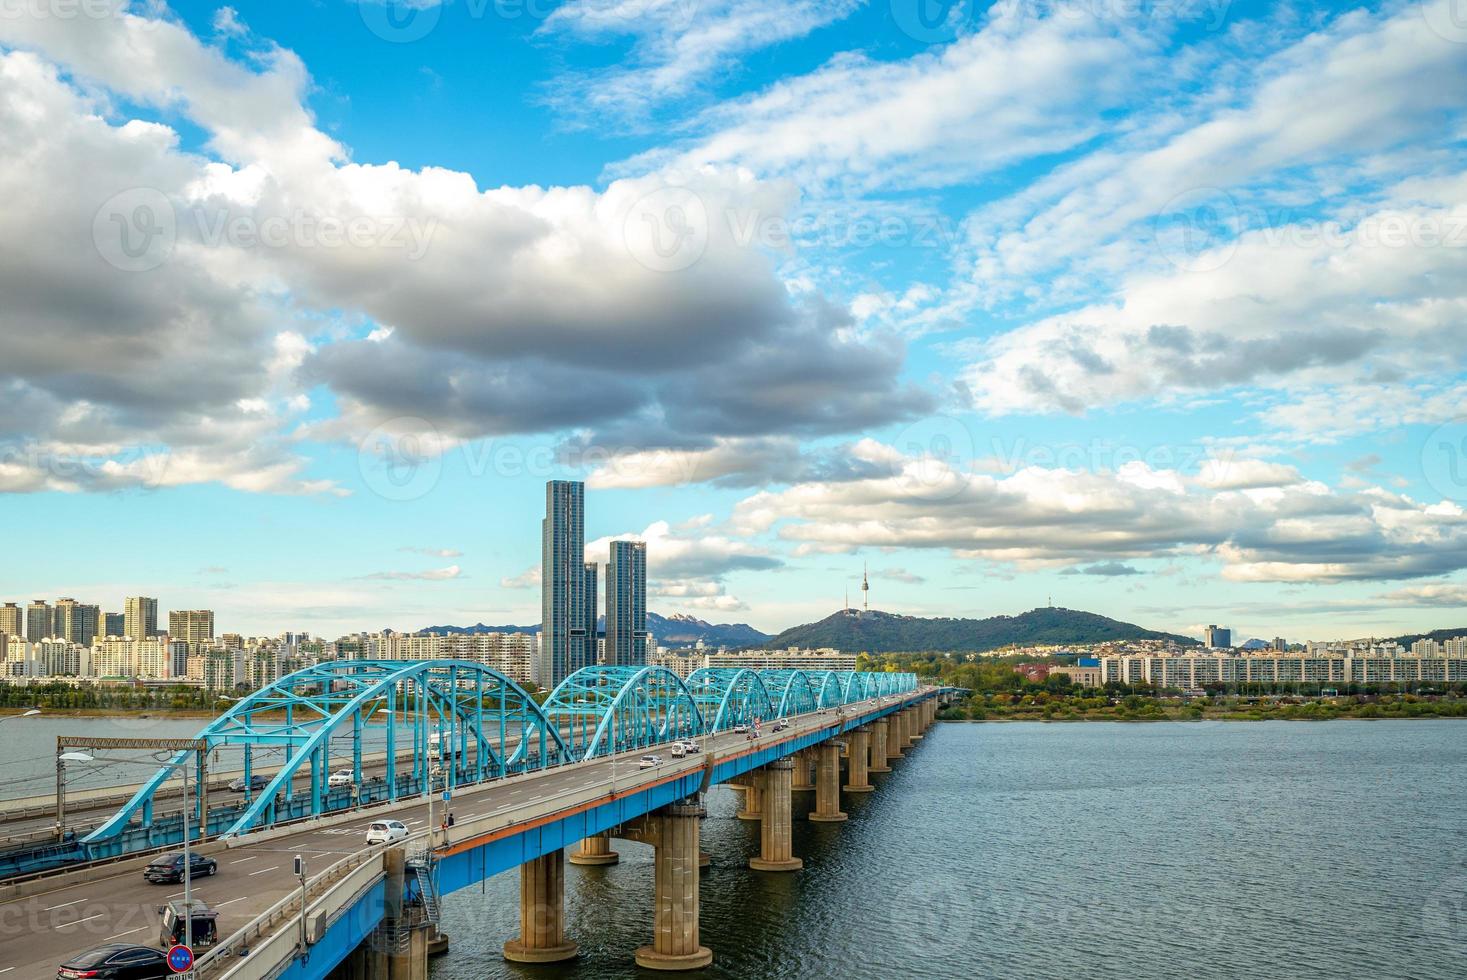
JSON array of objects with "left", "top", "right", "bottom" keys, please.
[
  {"left": 499, "top": 567, "right": 542, "bottom": 590},
  {"left": 362, "top": 564, "right": 463, "bottom": 581}
]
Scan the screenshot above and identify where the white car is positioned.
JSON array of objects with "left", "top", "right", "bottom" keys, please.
[
  {"left": 732, "top": 724, "right": 749, "bottom": 734},
  {"left": 679, "top": 741, "right": 702, "bottom": 754},
  {"left": 328, "top": 769, "right": 355, "bottom": 788},
  {"left": 670, "top": 743, "right": 686, "bottom": 758},
  {"left": 638, "top": 755, "right": 663, "bottom": 769},
  {"left": 366, "top": 819, "right": 409, "bottom": 844}
]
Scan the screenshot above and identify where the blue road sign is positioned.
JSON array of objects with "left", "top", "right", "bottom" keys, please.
[{"left": 167, "top": 944, "right": 194, "bottom": 973}]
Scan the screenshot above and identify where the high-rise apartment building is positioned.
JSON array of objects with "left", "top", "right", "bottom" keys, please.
[
  {"left": 53, "top": 598, "right": 100, "bottom": 645},
  {"left": 102, "top": 612, "right": 124, "bottom": 637},
  {"left": 169, "top": 609, "right": 215, "bottom": 643},
  {"left": 540, "top": 480, "right": 587, "bottom": 687},
  {"left": 1204, "top": 625, "right": 1232, "bottom": 649},
  {"left": 605, "top": 540, "right": 648, "bottom": 667},
  {"left": 124, "top": 596, "right": 158, "bottom": 642},
  {"left": 26, "top": 600, "right": 51, "bottom": 640},
  {"left": 0, "top": 602, "right": 21, "bottom": 638},
  {"left": 583, "top": 560, "right": 599, "bottom": 663}
]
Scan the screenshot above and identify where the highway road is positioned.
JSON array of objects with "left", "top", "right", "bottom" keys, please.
[{"left": 0, "top": 698, "right": 913, "bottom": 979}]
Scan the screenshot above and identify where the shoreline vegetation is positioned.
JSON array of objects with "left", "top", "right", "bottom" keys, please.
[{"left": 862, "top": 652, "right": 1467, "bottom": 723}]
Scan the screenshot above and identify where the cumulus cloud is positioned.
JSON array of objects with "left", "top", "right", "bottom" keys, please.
[
  {"left": 499, "top": 567, "right": 542, "bottom": 590},
  {"left": 400, "top": 546, "right": 462, "bottom": 558},
  {"left": 1061, "top": 562, "right": 1142, "bottom": 577},
  {"left": 731, "top": 446, "right": 1467, "bottom": 584}
]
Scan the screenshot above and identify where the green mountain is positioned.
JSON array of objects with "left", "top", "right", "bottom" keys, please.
[
  {"left": 1392, "top": 626, "right": 1467, "bottom": 647},
  {"left": 762, "top": 607, "right": 1198, "bottom": 654}
]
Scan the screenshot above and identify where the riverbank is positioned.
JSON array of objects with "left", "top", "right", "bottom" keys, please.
[{"left": 939, "top": 693, "right": 1467, "bottom": 722}]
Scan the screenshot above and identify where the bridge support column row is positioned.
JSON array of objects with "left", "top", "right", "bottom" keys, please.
[
  {"left": 750, "top": 759, "right": 801, "bottom": 872},
  {"left": 908, "top": 706, "right": 924, "bottom": 741},
  {"left": 888, "top": 712, "right": 905, "bottom": 761},
  {"left": 569, "top": 832, "right": 619, "bottom": 865},
  {"left": 810, "top": 741, "right": 847, "bottom": 822},
  {"left": 844, "top": 729, "right": 872, "bottom": 793},
  {"left": 503, "top": 850, "right": 578, "bottom": 963},
  {"left": 732, "top": 775, "right": 763, "bottom": 821}
]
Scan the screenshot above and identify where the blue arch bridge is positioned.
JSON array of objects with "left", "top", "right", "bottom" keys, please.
[{"left": 1, "top": 661, "right": 956, "bottom": 978}]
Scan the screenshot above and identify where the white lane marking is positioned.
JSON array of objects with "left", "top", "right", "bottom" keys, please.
[
  {"left": 59, "top": 912, "right": 107, "bottom": 927},
  {"left": 43, "top": 898, "right": 87, "bottom": 911},
  {"left": 214, "top": 897, "right": 248, "bottom": 908},
  {"left": 0, "top": 967, "right": 15, "bottom": 974},
  {"left": 230, "top": 855, "right": 258, "bottom": 864},
  {"left": 104, "top": 926, "right": 149, "bottom": 941},
  {"left": 249, "top": 866, "right": 280, "bottom": 876}
]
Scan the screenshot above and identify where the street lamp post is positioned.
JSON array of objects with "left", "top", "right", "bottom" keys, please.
[{"left": 59, "top": 750, "right": 198, "bottom": 952}]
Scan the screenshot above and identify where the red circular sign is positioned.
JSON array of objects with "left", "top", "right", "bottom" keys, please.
[{"left": 167, "top": 944, "right": 194, "bottom": 973}]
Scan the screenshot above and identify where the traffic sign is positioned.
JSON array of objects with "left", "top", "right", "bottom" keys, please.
[{"left": 167, "top": 944, "right": 194, "bottom": 973}]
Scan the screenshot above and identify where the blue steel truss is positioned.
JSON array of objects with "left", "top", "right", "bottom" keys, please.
[
  {"left": 541, "top": 665, "right": 703, "bottom": 759},
  {"left": 83, "top": 660, "right": 569, "bottom": 847},
  {"left": 685, "top": 668, "right": 777, "bottom": 732},
  {"left": 72, "top": 661, "right": 918, "bottom": 860}
]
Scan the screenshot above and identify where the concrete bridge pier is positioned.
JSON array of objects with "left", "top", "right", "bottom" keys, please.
[
  {"left": 809, "top": 741, "right": 847, "bottom": 823},
  {"left": 844, "top": 729, "right": 873, "bottom": 793},
  {"left": 750, "top": 759, "right": 801, "bottom": 872},
  {"left": 569, "top": 832, "right": 619, "bottom": 865},
  {"left": 503, "top": 850, "right": 579, "bottom": 963},
  {"left": 887, "top": 712, "right": 906, "bottom": 761},
  {"left": 792, "top": 749, "right": 815, "bottom": 791},
  {"left": 908, "top": 706, "right": 924, "bottom": 741},
  {"left": 621, "top": 802, "right": 713, "bottom": 971},
  {"left": 869, "top": 718, "right": 891, "bottom": 773},
  {"left": 731, "top": 775, "right": 763, "bottom": 821}
]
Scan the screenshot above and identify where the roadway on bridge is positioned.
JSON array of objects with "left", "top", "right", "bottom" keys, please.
[{"left": 0, "top": 698, "right": 916, "bottom": 980}]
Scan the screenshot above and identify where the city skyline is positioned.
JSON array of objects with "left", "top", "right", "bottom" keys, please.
[{"left": 3, "top": 2, "right": 1466, "bottom": 643}]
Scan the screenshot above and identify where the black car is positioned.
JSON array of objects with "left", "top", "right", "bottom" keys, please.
[
  {"left": 142, "top": 851, "right": 217, "bottom": 884},
  {"left": 58, "top": 943, "right": 168, "bottom": 979},
  {"left": 228, "top": 774, "right": 267, "bottom": 792}
]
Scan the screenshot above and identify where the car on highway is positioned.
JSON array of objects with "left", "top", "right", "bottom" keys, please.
[
  {"left": 679, "top": 740, "right": 701, "bottom": 754},
  {"left": 366, "top": 819, "right": 409, "bottom": 844},
  {"left": 638, "top": 755, "right": 663, "bottom": 769},
  {"left": 328, "top": 769, "right": 356, "bottom": 788},
  {"left": 142, "top": 851, "right": 217, "bottom": 884},
  {"left": 670, "top": 743, "right": 686, "bottom": 758},
  {"left": 732, "top": 724, "right": 749, "bottom": 734},
  {"left": 772, "top": 719, "right": 789, "bottom": 731},
  {"left": 228, "top": 774, "right": 267, "bottom": 792},
  {"left": 58, "top": 943, "right": 169, "bottom": 979}
]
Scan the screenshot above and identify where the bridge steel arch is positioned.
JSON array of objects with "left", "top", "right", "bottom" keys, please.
[
  {"left": 82, "top": 660, "right": 570, "bottom": 850},
  {"left": 685, "top": 668, "right": 777, "bottom": 732},
  {"left": 542, "top": 666, "right": 704, "bottom": 761}
]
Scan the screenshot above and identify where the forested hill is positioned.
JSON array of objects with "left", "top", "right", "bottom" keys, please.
[{"left": 763, "top": 607, "right": 1198, "bottom": 654}]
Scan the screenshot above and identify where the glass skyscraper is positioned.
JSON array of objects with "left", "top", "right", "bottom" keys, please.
[
  {"left": 540, "top": 480, "right": 588, "bottom": 687},
  {"left": 605, "top": 540, "right": 647, "bottom": 667}
]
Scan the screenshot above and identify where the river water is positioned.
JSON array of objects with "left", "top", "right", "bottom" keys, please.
[{"left": 429, "top": 720, "right": 1467, "bottom": 980}]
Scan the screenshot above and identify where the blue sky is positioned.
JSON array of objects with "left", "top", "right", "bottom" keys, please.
[{"left": 2, "top": 0, "right": 1466, "bottom": 641}]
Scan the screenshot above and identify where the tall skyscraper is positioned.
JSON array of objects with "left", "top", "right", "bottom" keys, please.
[
  {"left": 583, "top": 560, "right": 599, "bottom": 664},
  {"left": 25, "top": 600, "right": 51, "bottom": 640},
  {"left": 102, "top": 612, "right": 124, "bottom": 638},
  {"left": 1204, "top": 625, "right": 1232, "bottom": 649},
  {"left": 54, "top": 599, "right": 100, "bottom": 645},
  {"left": 605, "top": 540, "right": 647, "bottom": 667},
  {"left": 540, "top": 480, "right": 586, "bottom": 688},
  {"left": 0, "top": 602, "right": 21, "bottom": 638},
  {"left": 169, "top": 609, "right": 215, "bottom": 643},
  {"left": 125, "top": 596, "right": 158, "bottom": 642}
]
